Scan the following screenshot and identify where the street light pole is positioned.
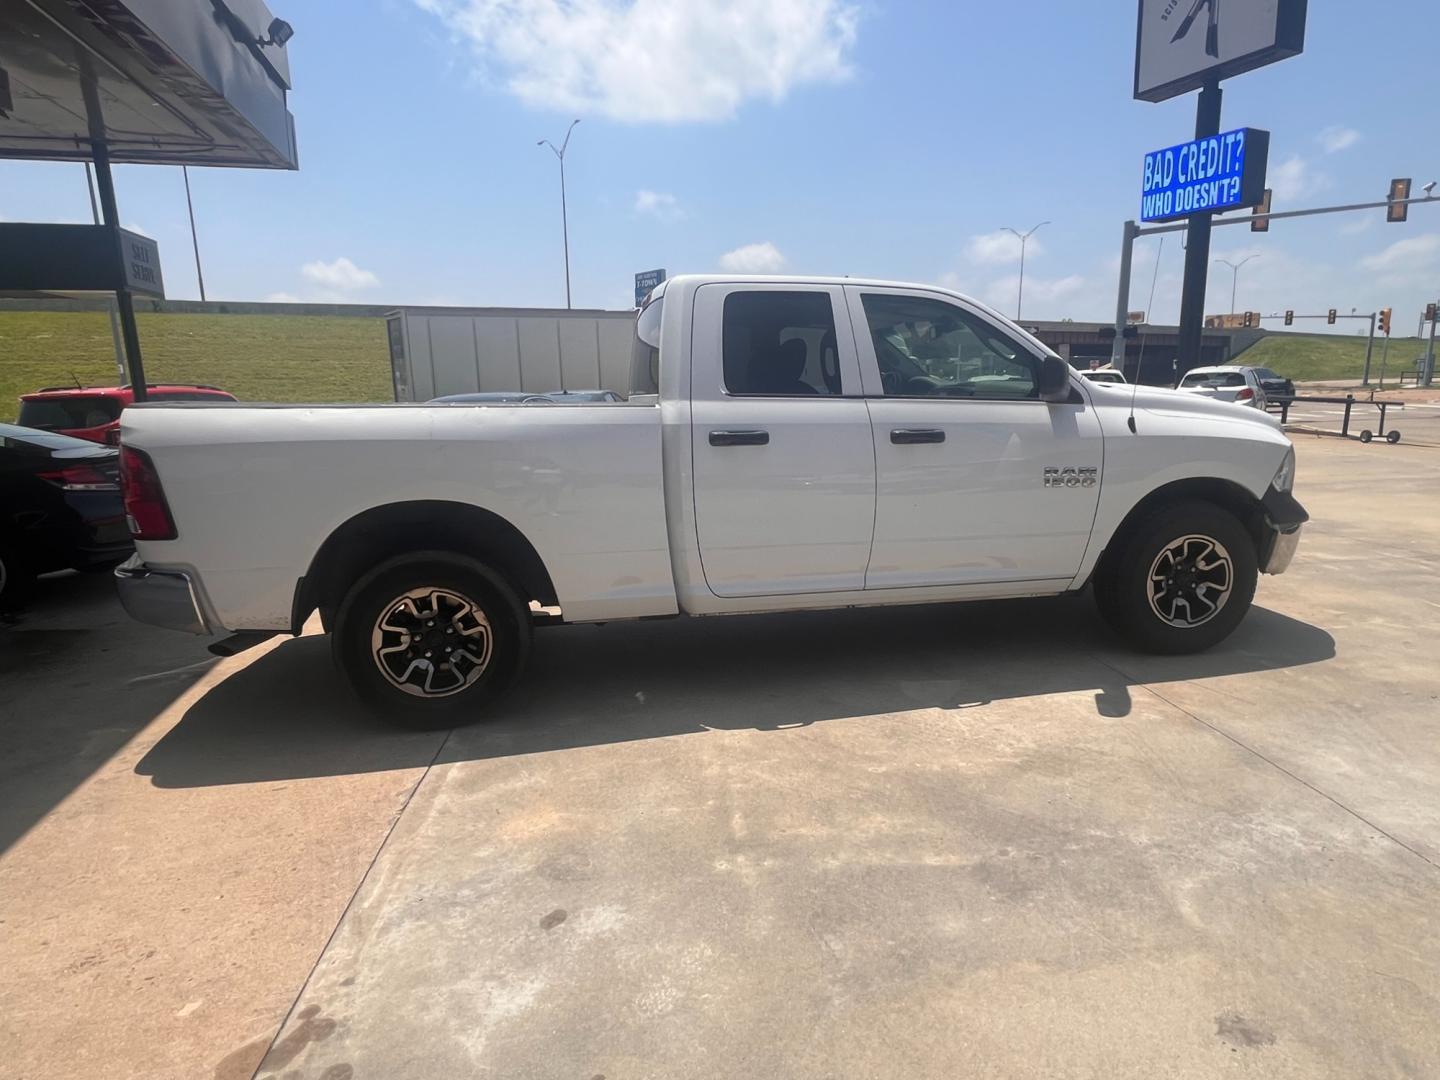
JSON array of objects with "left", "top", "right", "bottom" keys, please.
[
  {"left": 538, "top": 119, "right": 580, "bottom": 309},
  {"left": 1214, "top": 254, "right": 1259, "bottom": 315},
  {"left": 182, "top": 165, "right": 207, "bottom": 302},
  {"left": 1002, "top": 221, "right": 1049, "bottom": 321}
]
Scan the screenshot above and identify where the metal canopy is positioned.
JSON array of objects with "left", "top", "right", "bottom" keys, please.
[{"left": 0, "top": 0, "right": 297, "bottom": 169}]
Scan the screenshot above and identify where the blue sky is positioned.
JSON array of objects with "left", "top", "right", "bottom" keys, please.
[{"left": 3, "top": 0, "right": 1438, "bottom": 334}]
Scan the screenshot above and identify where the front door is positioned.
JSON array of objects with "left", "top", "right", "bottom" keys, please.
[
  {"left": 690, "top": 283, "right": 876, "bottom": 597},
  {"left": 846, "top": 286, "right": 1102, "bottom": 590}
]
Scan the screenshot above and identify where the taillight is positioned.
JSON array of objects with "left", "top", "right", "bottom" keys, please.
[
  {"left": 120, "top": 446, "right": 177, "bottom": 540},
  {"left": 38, "top": 464, "right": 119, "bottom": 492},
  {"left": 1236, "top": 387, "right": 1254, "bottom": 400}
]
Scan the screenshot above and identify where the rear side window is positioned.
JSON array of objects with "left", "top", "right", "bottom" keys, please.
[
  {"left": 17, "top": 396, "right": 121, "bottom": 430},
  {"left": 722, "top": 291, "right": 840, "bottom": 396}
]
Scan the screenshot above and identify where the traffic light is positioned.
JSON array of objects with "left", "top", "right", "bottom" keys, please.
[
  {"left": 1427, "top": 303, "right": 1437, "bottom": 324},
  {"left": 1387, "top": 178, "right": 1412, "bottom": 223},
  {"left": 1284, "top": 310, "right": 1294, "bottom": 326},
  {"left": 1251, "top": 188, "right": 1272, "bottom": 233},
  {"left": 1327, "top": 309, "right": 1337, "bottom": 325},
  {"left": 1380, "top": 308, "right": 1393, "bottom": 335}
]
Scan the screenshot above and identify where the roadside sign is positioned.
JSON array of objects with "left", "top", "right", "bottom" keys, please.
[
  {"left": 634, "top": 268, "right": 666, "bottom": 308},
  {"left": 1140, "top": 127, "right": 1269, "bottom": 223},
  {"left": 1134, "top": 0, "right": 1308, "bottom": 103}
]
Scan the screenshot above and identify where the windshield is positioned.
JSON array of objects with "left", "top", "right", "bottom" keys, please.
[
  {"left": 0, "top": 422, "right": 112, "bottom": 452},
  {"left": 17, "top": 396, "right": 121, "bottom": 430},
  {"left": 1181, "top": 371, "right": 1245, "bottom": 388}
]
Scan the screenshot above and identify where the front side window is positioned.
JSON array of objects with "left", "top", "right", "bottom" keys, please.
[
  {"left": 722, "top": 291, "right": 840, "bottom": 396},
  {"left": 861, "top": 294, "right": 1038, "bottom": 399}
]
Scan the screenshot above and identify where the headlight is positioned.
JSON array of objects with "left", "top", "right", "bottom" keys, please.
[{"left": 1271, "top": 447, "right": 1295, "bottom": 493}]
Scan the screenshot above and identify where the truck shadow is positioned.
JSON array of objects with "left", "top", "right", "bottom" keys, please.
[{"left": 136, "top": 595, "right": 1335, "bottom": 789}]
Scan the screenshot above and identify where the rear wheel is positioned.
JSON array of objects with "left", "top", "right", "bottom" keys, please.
[
  {"left": 332, "top": 551, "right": 531, "bottom": 729},
  {"left": 1095, "top": 500, "right": 1257, "bottom": 654}
]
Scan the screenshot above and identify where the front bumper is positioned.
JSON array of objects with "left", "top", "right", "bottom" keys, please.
[
  {"left": 1259, "top": 488, "right": 1308, "bottom": 575},
  {"left": 114, "top": 555, "right": 210, "bottom": 635}
]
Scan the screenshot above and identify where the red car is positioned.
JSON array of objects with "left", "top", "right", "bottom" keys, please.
[{"left": 16, "top": 384, "right": 237, "bottom": 445}]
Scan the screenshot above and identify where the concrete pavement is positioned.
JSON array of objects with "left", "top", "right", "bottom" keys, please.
[{"left": 2, "top": 436, "right": 1438, "bottom": 1079}]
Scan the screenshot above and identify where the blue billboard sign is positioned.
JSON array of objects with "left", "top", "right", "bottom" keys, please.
[
  {"left": 1140, "top": 127, "right": 1269, "bottom": 223},
  {"left": 634, "top": 268, "right": 666, "bottom": 308}
]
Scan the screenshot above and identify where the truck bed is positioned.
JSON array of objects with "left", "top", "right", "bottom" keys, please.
[{"left": 121, "top": 402, "right": 678, "bottom": 631}]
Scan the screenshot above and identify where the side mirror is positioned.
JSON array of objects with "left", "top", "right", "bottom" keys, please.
[{"left": 1038, "top": 355, "right": 1071, "bottom": 402}]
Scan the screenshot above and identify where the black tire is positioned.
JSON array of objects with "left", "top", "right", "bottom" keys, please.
[
  {"left": 1094, "top": 500, "right": 1258, "bottom": 655},
  {"left": 1359, "top": 430, "right": 1373, "bottom": 444},
  {"left": 331, "top": 551, "right": 531, "bottom": 729},
  {"left": 1386, "top": 430, "right": 1401, "bottom": 444},
  {"left": 0, "top": 538, "right": 36, "bottom": 612}
]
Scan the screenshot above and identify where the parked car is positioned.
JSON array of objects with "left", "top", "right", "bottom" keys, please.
[
  {"left": 1175, "top": 366, "right": 1268, "bottom": 410},
  {"left": 17, "top": 383, "right": 237, "bottom": 445},
  {"left": 1233, "top": 365, "right": 1294, "bottom": 405},
  {"left": 0, "top": 423, "right": 132, "bottom": 607},
  {"left": 429, "top": 390, "right": 623, "bottom": 404},
  {"left": 1081, "top": 368, "right": 1127, "bottom": 385},
  {"left": 114, "top": 274, "right": 1305, "bottom": 727}
]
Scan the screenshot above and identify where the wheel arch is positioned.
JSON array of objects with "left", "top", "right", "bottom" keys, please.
[
  {"left": 1091, "top": 477, "right": 1268, "bottom": 584},
  {"left": 293, "top": 500, "right": 559, "bottom": 634}
]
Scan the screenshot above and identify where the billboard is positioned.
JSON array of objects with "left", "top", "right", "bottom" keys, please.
[
  {"left": 1134, "top": 0, "right": 1307, "bottom": 103},
  {"left": 1141, "top": 127, "right": 1269, "bottom": 223},
  {"left": 634, "top": 268, "right": 666, "bottom": 308}
]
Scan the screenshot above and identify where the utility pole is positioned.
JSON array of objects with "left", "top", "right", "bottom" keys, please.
[
  {"left": 1361, "top": 312, "right": 1376, "bottom": 386},
  {"left": 182, "top": 166, "right": 206, "bottom": 301},
  {"left": 1002, "top": 220, "right": 1049, "bottom": 321},
  {"left": 538, "top": 119, "right": 580, "bottom": 309},
  {"left": 1176, "top": 79, "right": 1222, "bottom": 372},
  {"left": 84, "top": 162, "right": 127, "bottom": 383},
  {"left": 1425, "top": 308, "right": 1437, "bottom": 388}
]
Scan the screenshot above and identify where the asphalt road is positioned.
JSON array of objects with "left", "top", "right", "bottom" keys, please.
[{"left": 2, "top": 436, "right": 1438, "bottom": 1079}]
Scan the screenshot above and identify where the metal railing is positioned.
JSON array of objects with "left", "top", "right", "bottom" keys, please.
[{"left": 1272, "top": 395, "right": 1404, "bottom": 444}]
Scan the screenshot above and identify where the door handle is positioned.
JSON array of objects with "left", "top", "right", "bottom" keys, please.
[
  {"left": 890, "top": 428, "right": 946, "bottom": 444},
  {"left": 709, "top": 429, "right": 770, "bottom": 447}
]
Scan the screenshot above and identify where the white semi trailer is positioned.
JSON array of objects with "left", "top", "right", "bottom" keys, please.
[{"left": 384, "top": 306, "right": 637, "bottom": 402}]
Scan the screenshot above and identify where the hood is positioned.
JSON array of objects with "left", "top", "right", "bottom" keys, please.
[{"left": 1089, "top": 383, "right": 1282, "bottom": 432}]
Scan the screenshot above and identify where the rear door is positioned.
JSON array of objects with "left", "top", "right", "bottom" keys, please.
[
  {"left": 689, "top": 283, "right": 876, "bottom": 597},
  {"left": 847, "top": 286, "right": 1102, "bottom": 589}
]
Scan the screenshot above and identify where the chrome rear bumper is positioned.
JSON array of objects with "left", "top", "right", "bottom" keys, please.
[{"left": 114, "top": 555, "right": 210, "bottom": 635}]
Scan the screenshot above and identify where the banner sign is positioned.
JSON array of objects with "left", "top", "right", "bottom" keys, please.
[
  {"left": 1140, "top": 127, "right": 1269, "bottom": 223},
  {"left": 634, "top": 268, "right": 666, "bottom": 308}
]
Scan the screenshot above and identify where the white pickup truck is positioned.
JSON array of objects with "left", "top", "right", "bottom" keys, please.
[{"left": 116, "top": 275, "right": 1306, "bottom": 727}]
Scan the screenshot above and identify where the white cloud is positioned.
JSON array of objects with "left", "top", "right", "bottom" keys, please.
[
  {"left": 634, "top": 189, "right": 684, "bottom": 222},
  {"left": 1359, "top": 234, "right": 1440, "bottom": 274},
  {"left": 414, "top": 0, "right": 859, "bottom": 122},
  {"left": 718, "top": 241, "right": 786, "bottom": 273},
  {"left": 262, "top": 257, "right": 382, "bottom": 303},
  {"left": 1317, "top": 126, "right": 1360, "bottom": 154},
  {"left": 1268, "top": 155, "right": 1329, "bottom": 203},
  {"left": 123, "top": 222, "right": 151, "bottom": 237},
  {"left": 965, "top": 229, "right": 1039, "bottom": 266},
  {"left": 300, "top": 256, "right": 380, "bottom": 292}
]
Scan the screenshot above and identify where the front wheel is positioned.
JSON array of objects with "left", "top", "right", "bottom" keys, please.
[
  {"left": 332, "top": 551, "right": 531, "bottom": 729},
  {"left": 1095, "top": 500, "right": 1258, "bottom": 654}
]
